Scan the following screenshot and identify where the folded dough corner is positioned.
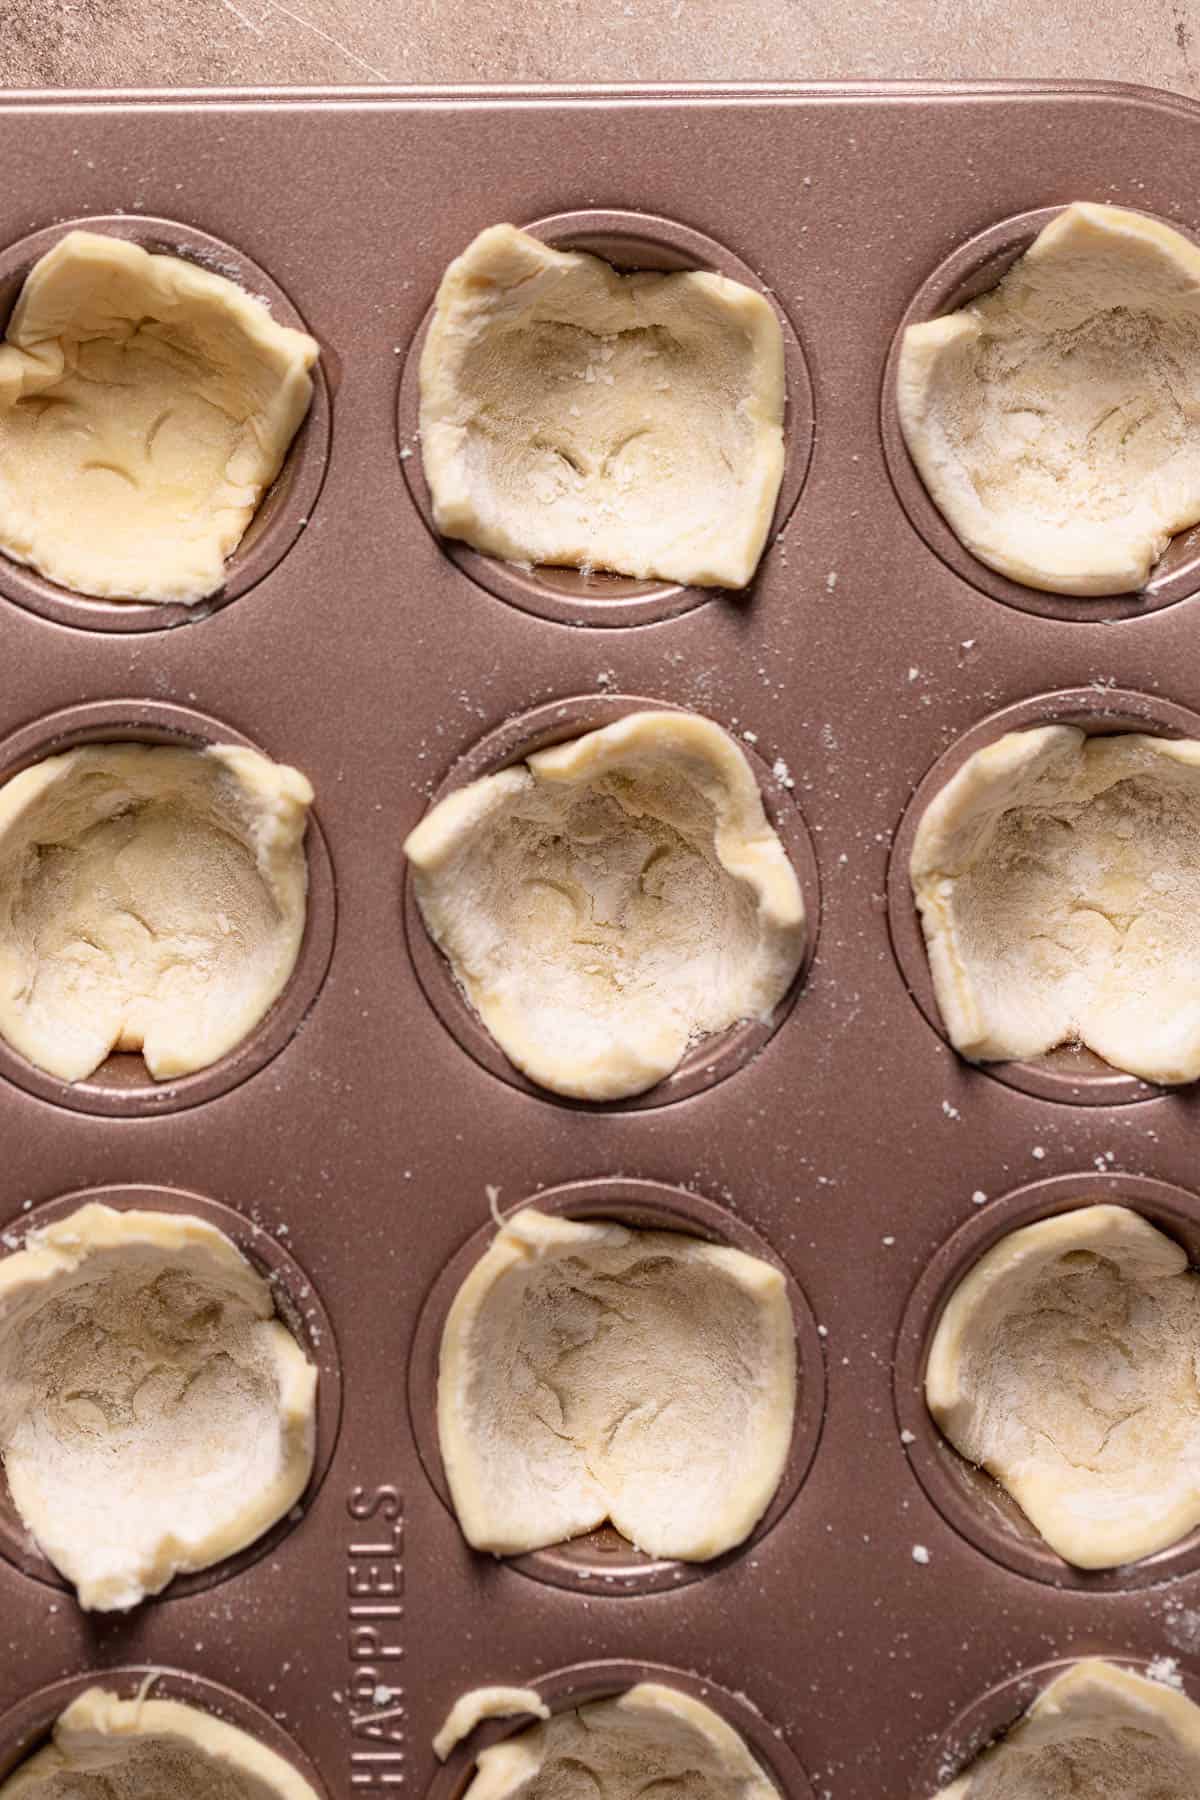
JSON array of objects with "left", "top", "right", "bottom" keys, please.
[{"left": 436, "top": 1683, "right": 781, "bottom": 1800}]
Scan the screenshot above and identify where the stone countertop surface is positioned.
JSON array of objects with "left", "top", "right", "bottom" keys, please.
[{"left": 1, "top": 0, "right": 1197, "bottom": 96}]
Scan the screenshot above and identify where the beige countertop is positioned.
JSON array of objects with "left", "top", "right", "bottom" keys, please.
[{"left": 1, "top": 0, "right": 1196, "bottom": 97}]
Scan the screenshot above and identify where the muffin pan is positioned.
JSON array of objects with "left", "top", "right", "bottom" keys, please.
[{"left": 4, "top": 76, "right": 1200, "bottom": 1800}]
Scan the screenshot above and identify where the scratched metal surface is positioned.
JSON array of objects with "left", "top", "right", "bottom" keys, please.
[{"left": 0, "top": 81, "right": 1199, "bottom": 1800}]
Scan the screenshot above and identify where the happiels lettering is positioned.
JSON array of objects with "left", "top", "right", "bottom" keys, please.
[{"left": 346, "top": 1486, "right": 407, "bottom": 1791}]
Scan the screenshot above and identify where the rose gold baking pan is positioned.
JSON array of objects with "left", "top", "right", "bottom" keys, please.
[{"left": 1, "top": 79, "right": 1200, "bottom": 1800}]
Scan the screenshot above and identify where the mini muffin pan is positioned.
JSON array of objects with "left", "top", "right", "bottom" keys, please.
[{"left": 3, "top": 77, "right": 1200, "bottom": 1800}]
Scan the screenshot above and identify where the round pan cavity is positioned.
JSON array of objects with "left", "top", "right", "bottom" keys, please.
[
  {"left": 407, "top": 1178, "right": 825, "bottom": 1596},
  {"left": 894, "top": 1171, "right": 1200, "bottom": 1592},
  {"left": 0, "top": 1666, "right": 330, "bottom": 1794},
  {"left": 0, "top": 215, "right": 331, "bottom": 634},
  {"left": 402, "top": 694, "right": 820, "bottom": 1111},
  {"left": 0, "top": 1183, "right": 341, "bottom": 1603},
  {"left": 397, "top": 210, "right": 813, "bottom": 628},
  {"left": 887, "top": 685, "right": 1200, "bottom": 1106},
  {"left": 881, "top": 204, "right": 1200, "bottom": 624},
  {"left": 0, "top": 700, "right": 336, "bottom": 1117},
  {"left": 424, "top": 1660, "right": 814, "bottom": 1800},
  {"left": 909, "top": 1656, "right": 1200, "bottom": 1800}
]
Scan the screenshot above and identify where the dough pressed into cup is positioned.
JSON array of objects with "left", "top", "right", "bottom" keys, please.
[
  {"left": 898, "top": 202, "right": 1200, "bottom": 596},
  {"left": 0, "top": 229, "right": 318, "bottom": 603},
  {"left": 926, "top": 1204, "right": 1200, "bottom": 1569},
  {"left": 909, "top": 724, "right": 1200, "bottom": 1084},
  {"left": 404, "top": 710, "right": 805, "bottom": 1100},
  {"left": 0, "top": 1202, "right": 316, "bottom": 1611},
  {"left": 418, "top": 224, "right": 786, "bottom": 588},
  {"left": 0, "top": 741, "right": 312, "bottom": 1083},
  {"left": 0, "top": 1686, "right": 322, "bottom": 1798},
  {"left": 438, "top": 1207, "right": 796, "bottom": 1560},
  {"left": 933, "top": 1659, "right": 1200, "bottom": 1799},
  {"left": 444, "top": 1684, "right": 780, "bottom": 1800}
]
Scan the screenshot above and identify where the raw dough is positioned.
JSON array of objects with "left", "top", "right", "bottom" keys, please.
[
  {"left": 898, "top": 202, "right": 1200, "bottom": 595},
  {"left": 437, "top": 1207, "right": 795, "bottom": 1560},
  {"left": 419, "top": 224, "right": 785, "bottom": 588},
  {"left": 935, "top": 1659, "right": 1200, "bottom": 1799},
  {"left": 0, "top": 229, "right": 318, "bottom": 602},
  {"left": 456, "top": 1685, "right": 779, "bottom": 1800},
  {"left": 404, "top": 710, "right": 805, "bottom": 1100},
  {"left": 909, "top": 724, "right": 1200, "bottom": 1083},
  {"left": 926, "top": 1204, "right": 1200, "bottom": 1569},
  {"left": 434, "top": 1690, "right": 550, "bottom": 1760},
  {"left": 0, "top": 741, "right": 312, "bottom": 1083},
  {"left": 0, "top": 1202, "right": 316, "bottom": 1610},
  {"left": 0, "top": 1686, "right": 321, "bottom": 1799}
]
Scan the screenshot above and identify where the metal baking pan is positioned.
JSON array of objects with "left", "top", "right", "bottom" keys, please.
[{"left": 0, "top": 77, "right": 1198, "bottom": 1800}]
